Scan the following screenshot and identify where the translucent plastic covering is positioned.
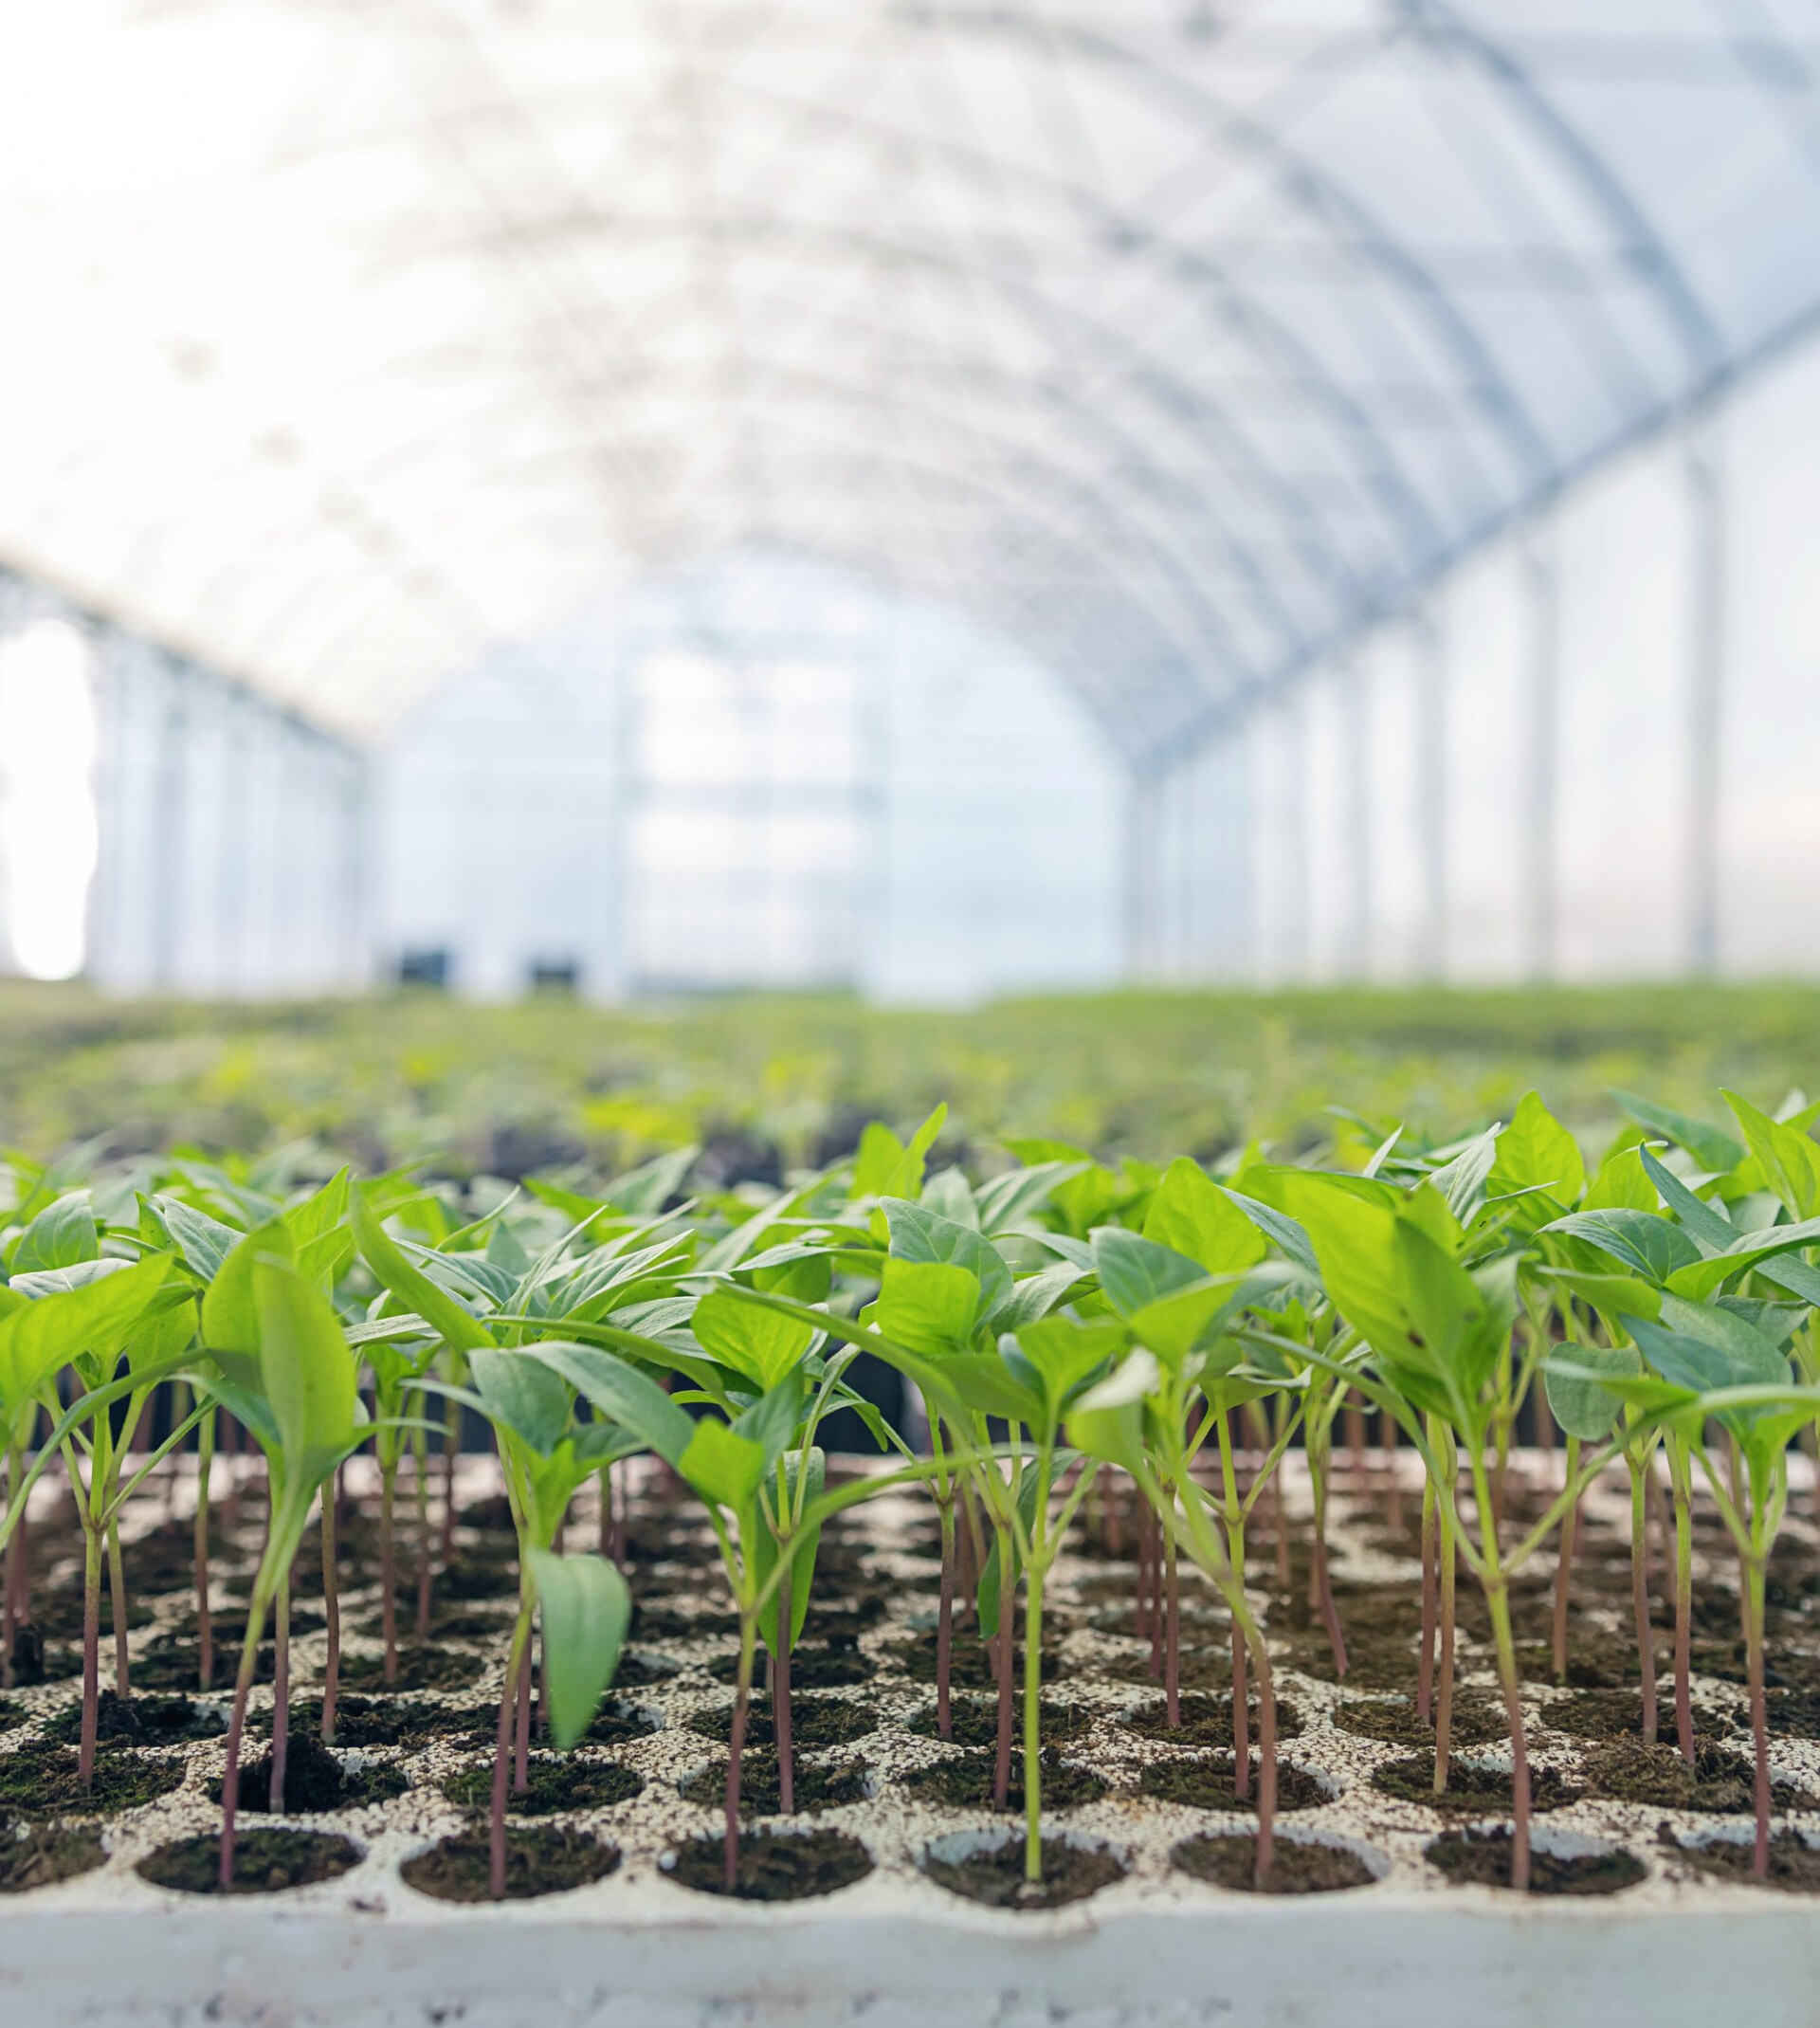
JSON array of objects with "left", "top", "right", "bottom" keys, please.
[{"left": 3, "top": 2, "right": 1819, "bottom": 753}]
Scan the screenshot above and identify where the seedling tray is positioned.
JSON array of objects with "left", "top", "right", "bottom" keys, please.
[{"left": 6, "top": 1454, "right": 1820, "bottom": 2027}]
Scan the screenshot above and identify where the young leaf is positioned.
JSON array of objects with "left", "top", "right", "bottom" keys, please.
[
  {"left": 1141, "top": 1159, "right": 1266, "bottom": 1275},
  {"left": 870, "top": 1256, "right": 982, "bottom": 1358},
  {"left": 692, "top": 1285, "right": 814, "bottom": 1391},
  {"left": 11, "top": 1192, "right": 99, "bottom": 1274},
  {"left": 1611, "top": 1089, "right": 1743, "bottom": 1177},
  {"left": 526, "top": 1549, "right": 632, "bottom": 1749},
  {"left": 679, "top": 1417, "right": 768, "bottom": 1512},
  {"left": 1544, "top": 1341, "right": 1636, "bottom": 1441}
]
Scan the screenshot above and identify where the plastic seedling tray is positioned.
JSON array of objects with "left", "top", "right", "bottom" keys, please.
[{"left": 5, "top": 1455, "right": 1820, "bottom": 2027}]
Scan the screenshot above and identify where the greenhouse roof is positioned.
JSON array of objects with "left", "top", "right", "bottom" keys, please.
[{"left": 4, "top": 3, "right": 1820, "bottom": 755}]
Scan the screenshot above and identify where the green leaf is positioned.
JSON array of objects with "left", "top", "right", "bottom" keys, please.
[
  {"left": 252, "top": 1254, "right": 358, "bottom": 1489},
  {"left": 679, "top": 1417, "right": 768, "bottom": 1512},
  {"left": 1544, "top": 1341, "right": 1637, "bottom": 1441},
  {"left": 881, "top": 1198, "right": 1010, "bottom": 1322},
  {"left": 1065, "top": 1350, "right": 1159, "bottom": 1479},
  {"left": 974, "top": 1160, "right": 1087, "bottom": 1235},
  {"left": 522, "top": 1342, "right": 695, "bottom": 1467},
  {"left": 754, "top": 1448, "right": 826, "bottom": 1658},
  {"left": 1541, "top": 1209, "right": 1702, "bottom": 1285},
  {"left": 470, "top": 1345, "right": 572, "bottom": 1458},
  {"left": 10, "top": 1193, "right": 99, "bottom": 1274},
  {"left": 351, "top": 1184, "right": 494, "bottom": 1355},
  {"left": 871, "top": 1257, "right": 983, "bottom": 1358},
  {"left": 1013, "top": 1314, "right": 1121, "bottom": 1413},
  {"left": 1581, "top": 1146, "right": 1658, "bottom": 1213},
  {"left": 731, "top": 1374, "right": 806, "bottom": 1472},
  {"left": 526, "top": 1550, "right": 632, "bottom": 1749},
  {"left": 1724, "top": 1090, "right": 1820, "bottom": 1222},
  {"left": 1141, "top": 1159, "right": 1265, "bottom": 1275},
  {"left": 147, "top": 1196, "right": 242, "bottom": 1281},
  {"left": 1611, "top": 1089, "right": 1743, "bottom": 1177},
  {"left": 604, "top": 1145, "right": 699, "bottom": 1216},
  {"left": 1091, "top": 1228, "right": 1205, "bottom": 1320},
  {"left": 1487, "top": 1093, "right": 1585, "bottom": 1230},
  {"left": 994, "top": 1262, "right": 1086, "bottom": 1332},
  {"left": 692, "top": 1286, "right": 814, "bottom": 1391},
  {"left": 0, "top": 1255, "right": 173, "bottom": 1410}
]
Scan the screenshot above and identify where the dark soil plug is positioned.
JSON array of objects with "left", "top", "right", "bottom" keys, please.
[
  {"left": 1138, "top": 1753, "right": 1329, "bottom": 1813},
  {"left": 897, "top": 1748, "right": 1105, "bottom": 1813},
  {"left": 1174, "top": 1831, "right": 1377, "bottom": 1894},
  {"left": 665, "top": 1826, "right": 873, "bottom": 1901},
  {"left": 922, "top": 1833, "right": 1122, "bottom": 1910},
  {"left": 0, "top": 1822, "right": 106, "bottom": 1893},
  {"left": 440, "top": 1754, "right": 642, "bottom": 1816},
  {"left": 402, "top": 1826, "right": 620, "bottom": 1902},
  {"left": 137, "top": 1828, "right": 359, "bottom": 1895},
  {"left": 679, "top": 1752, "right": 870, "bottom": 1817},
  {"left": 0, "top": 1741, "right": 184, "bottom": 1816},
  {"left": 1428, "top": 1826, "right": 1644, "bottom": 1895},
  {"left": 1372, "top": 1756, "right": 1581, "bottom": 1814}
]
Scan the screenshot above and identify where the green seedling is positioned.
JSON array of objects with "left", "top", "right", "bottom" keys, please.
[{"left": 198, "top": 1226, "right": 367, "bottom": 1887}]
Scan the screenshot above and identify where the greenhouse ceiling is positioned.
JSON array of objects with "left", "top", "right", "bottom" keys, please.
[{"left": 3, "top": 2, "right": 1820, "bottom": 758}]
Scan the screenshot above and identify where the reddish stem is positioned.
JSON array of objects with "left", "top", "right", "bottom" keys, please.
[
  {"left": 513, "top": 1635, "right": 532, "bottom": 1791},
  {"left": 936, "top": 1501, "right": 956, "bottom": 1739},
  {"left": 270, "top": 1581, "right": 290, "bottom": 1810},
  {"left": 1553, "top": 1481, "right": 1579, "bottom": 1685},
  {"left": 380, "top": 1464, "right": 398, "bottom": 1684},
  {"left": 1630, "top": 1460, "right": 1658, "bottom": 1745},
  {"left": 1417, "top": 1489, "right": 1437, "bottom": 1720},
  {"left": 320, "top": 1479, "right": 340, "bottom": 1744},
  {"left": 774, "top": 1571, "right": 795, "bottom": 1814},
  {"left": 1163, "top": 1524, "right": 1181, "bottom": 1727},
  {"left": 78, "top": 1526, "right": 101, "bottom": 1792},
  {"left": 489, "top": 1607, "right": 532, "bottom": 1900},
  {"left": 415, "top": 1445, "right": 433, "bottom": 1639}
]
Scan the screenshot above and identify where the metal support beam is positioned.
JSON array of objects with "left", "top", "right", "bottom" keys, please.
[
  {"left": 1686, "top": 416, "right": 1725, "bottom": 975},
  {"left": 1412, "top": 607, "right": 1448, "bottom": 980},
  {"left": 1521, "top": 527, "right": 1561, "bottom": 981}
]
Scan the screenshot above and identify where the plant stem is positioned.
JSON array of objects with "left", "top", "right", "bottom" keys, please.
[
  {"left": 1671, "top": 1451, "right": 1695, "bottom": 1762},
  {"left": 1433, "top": 1489, "right": 1456, "bottom": 1794},
  {"left": 724, "top": 1614, "right": 756, "bottom": 1891},
  {"left": 1552, "top": 1435, "right": 1579, "bottom": 1685},
  {"left": 992, "top": 1521, "right": 1014, "bottom": 1810},
  {"left": 78, "top": 1522, "right": 101, "bottom": 1792},
  {"left": 379, "top": 1458, "right": 398, "bottom": 1684},
  {"left": 320, "top": 1472, "right": 340, "bottom": 1744},
  {"left": 1745, "top": 1553, "right": 1771, "bottom": 1879},
  {"left": 218, "top": 1585, "right": 272, "bottom": 1889},
  {"left": 1629, "top": 1452, "right": 1658, "bottom": 1745},
  {"left": 936, "top": 1495, "right": 956, "bottom": 1739},
  {"left": 442, "top": 1393, "right": 461, "bottom": 1569},
  {"left": 414, "top": 1419, "right": 433, "bottom": 1639},
  {"left": 513, "top": 1631, "right": 532, "bottom": 1791},
  {"left": 1163, "top": 1520, "right": 1181, "bottom": 1727},
  {"left": 774, "top": 1564, "right": 794, "bottom": 1815},
  {"left": 194, "top": 1406, "right": 214, "bottom": 1691},
  {"left": 1484, "top": 1580, "right": 1532, "bottom": 1891},
  {"left": 1417, "top": 1479, "right": 1437, "bottom": 1720},
  {"left": 2, "top": 1441, "right": 22, "bottom": 1691},
  {"left": 489, "top": 1599, "right": 534, "bottom": 1900},
  {"left": 1022, "top": 1565, "right": 1045, "bottom": 1884},
  {"left": 270, "top": 1574, "right": 291, "bottom": 1811}
]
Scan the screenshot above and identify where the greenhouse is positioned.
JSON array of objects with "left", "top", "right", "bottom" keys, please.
[{"left": 6, "top": 7, "right": 1820, "bottom": 2026}]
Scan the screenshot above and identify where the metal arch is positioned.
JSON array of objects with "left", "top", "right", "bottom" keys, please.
[
  {"left": 1400, "top": 0, "right": 1727, "bottom": 375},
  {"left": 230, "top": 12, "right": 1454, "bottom": 564},
  {"left": 902, "top": 3, "right": 1558, "bottom": 489},
  {"left": 343, "top": 197, "right": 1414, "bottom": 623},
  {"left": 203, "top": 335, "right": 1317, "bottom": 685},
  {"left": 207, "top": 371, "right": 1252, "bottom": 723},
  {"left": 258, "top": 410, "right": 1218, "bottom": 757},
  {"left": 321, "top": 76, "right": 1450, "bottom": 573}
]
